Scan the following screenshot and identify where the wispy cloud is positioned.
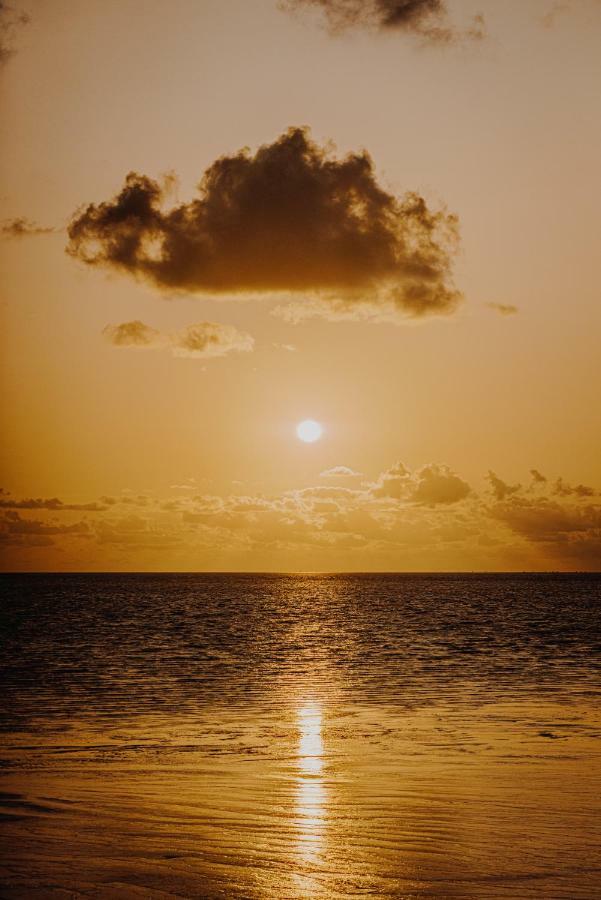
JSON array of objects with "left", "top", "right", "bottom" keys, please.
[
  {"left": 102, "top": 320, "right": 254, "bottom": 359},
  {"left": 486, "top": 302, "right": 519, "bottom": 316},
  {"left": 280, "top": 0, "right": 486, "bottom": 45},
  {"left": 0, "top": 2, "right": 29, "bottom": 66},
  {"left": 1, "top": 217, "right": 56, "bottom": 238},
  {"left": 320, "top": 466, "right": 363, "bottom": 478}
]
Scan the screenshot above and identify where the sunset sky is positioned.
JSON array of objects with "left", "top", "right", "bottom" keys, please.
[{"left": 1, "top": 0, "right": 600, "bottom": 571}]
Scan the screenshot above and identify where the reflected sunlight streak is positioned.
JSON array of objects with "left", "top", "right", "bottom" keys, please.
[{"left": 295, "top": 702, "right": 327, "bottom": 869}]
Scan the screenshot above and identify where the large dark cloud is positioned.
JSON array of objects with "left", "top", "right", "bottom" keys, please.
[
  {"left": 67, "top": 128, "right": 461, "bottom": 320},
  {"left": 280, "top": 0, "right": 486, "bottom": 44}
]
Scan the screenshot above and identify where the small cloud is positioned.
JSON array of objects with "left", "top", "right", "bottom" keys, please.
[
  {"left": 0, "top": 493, "right": 106, "bottom": 511},
  {"left": 487, "top": 471, "right": 521, "bottom": 501},
  {"left": 371, "top": 461, "right": 471, "bottom": 505},
  {"left": 272, "top": 342, "right": 297, "bottom": 352},
  {"left": 170, "top": 479, "right": 197, "bottom": 491},
  {"left": 0, "top": 2, "right": 29, "bottom": 66},
  {"left": 172, "top": 322, "right": 254, "bottom": 358},
  {"left": 541, "top": 0, "right": 601, "bottom": 28},
  {"left": 486, "top": 302, "right": 519, "bottom": 316},
  {"left": 553, "top": 477, "right": 596, "bottom": 498},
  {"left": 1, "top": 217, "right": 56, "bottom": 238},
  {"left": 102, "top": 320, "right": 254, "bottom": 359},
  {"left": 280, "top": 0, "right": 486, "bottom": 46},
  {"left": 530, "top": 469, "right": 547, "bottom": 485},
  {"left": 102, "top": 320, "right": 160, "bottom": 347},
  {"left": 320, "top": 466, "right": 363, "bottom": 478},
  {"left": 542, "top": 1, "right": 569, "bottom": 26}
]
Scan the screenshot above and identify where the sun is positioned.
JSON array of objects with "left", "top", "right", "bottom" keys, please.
[{"left": 296, "top": 419, "right": 323, "bottom": 443}]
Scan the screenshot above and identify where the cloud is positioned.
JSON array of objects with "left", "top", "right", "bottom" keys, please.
[
  {"left": 486, "top": 469, "right": 601, "bottom": 568},
  {"left": 542, "top": 1, "right": 568, "bottom": 24},
  {"left": 102, "top": 320, "right": 254, "bottom": 359},
  {"left": 280, "top": 0, "right": 486, "bottom": 45},
  {"left": 100, "top": 493, "right": 149, "bottom": 508},
  {"left": 68, "top": 127, "right": 462, "bottom": 322},
  {"left": 0, "top": 511, "right": 90, "bottom": 547},
  {"left": 173, "top": 322, "right": 254, "bottom": 358},
  {"left": 371, "top": 461, "right": 471, "bottom": 505},
  {"left": 1, "top": 217, "right": 55, "bottom": 238},
  {"left": 0, "top": 493, "right": 106, "bottom": 511},
  {"left": 94, "top": 514, "right": 179, "bottom": 549},
  {"left": 3, "top": 463, "right": 600, "bottom": 570},
  {"left": 102, "top": 320, "right": 160, "bottom": 347},
  {"left": 530, "top": 469, "right": 547, "bottom": 485},
  {"left": 491, "top": 497, "right": 600, "bottom": 542},
  {"left": 0, "top": 2, "right": 28, "bottom": 65},
  {"left": 487, "top": 303, "right": 519, "bottom": 316},
  {"left": 541, "top": 1, "right": 579, "bottom": 27},
  {"left": 320, "top": 465, "right": 363, "bottom": 477},
  {"left": 541, "top": 0, "right": 601, "bottom": 27},
  {"left": 486, "top": 471, "right": 521, "bottom": 501},
  {"left": 553, "top": 477, "right": 596, "bottom": 498},
  {"left": 170, "top": 479, "right": 197, "bottom": 491}
]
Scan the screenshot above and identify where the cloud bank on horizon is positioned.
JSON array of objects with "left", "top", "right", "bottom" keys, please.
[{"left": 2, "top": 462, "right": 599, "bottom": 570}]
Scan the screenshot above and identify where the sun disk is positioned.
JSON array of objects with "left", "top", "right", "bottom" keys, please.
[{"left": 297, "top": 420, "right": 323, "bottom": 443}]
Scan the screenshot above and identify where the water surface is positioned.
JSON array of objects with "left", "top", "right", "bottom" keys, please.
[{"left": 1, "top": 573, "right": 600, "bottom": 898}]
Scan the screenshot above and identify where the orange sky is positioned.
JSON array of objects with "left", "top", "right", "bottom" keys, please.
[{"left": 1, "top": 0, "right": 600, "bottom": 571}]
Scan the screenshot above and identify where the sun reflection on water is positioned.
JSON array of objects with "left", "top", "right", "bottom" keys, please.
[
  {"left": 295, "top": 701, "right": 327, "bottom": 871},
  {"left": 298, "top": 702, "right": 324, "bottom": 775}
]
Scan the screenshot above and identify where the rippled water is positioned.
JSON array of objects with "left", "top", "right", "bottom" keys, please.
[{"left": 1, "top": 573, "right": 600, "bottom": 898}]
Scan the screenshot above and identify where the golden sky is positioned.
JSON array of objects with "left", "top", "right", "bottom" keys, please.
[{"left": 1, "top": 0, "right": 600, "bottom": 571}]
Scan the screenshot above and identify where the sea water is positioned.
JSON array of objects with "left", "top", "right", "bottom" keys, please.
[{"left": 0, "top": 573, "right": 600, "bottom": 898}]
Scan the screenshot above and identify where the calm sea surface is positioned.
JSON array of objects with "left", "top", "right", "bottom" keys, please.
[{"left": 0, "top": 573, "right": 600, "bottom": 898}]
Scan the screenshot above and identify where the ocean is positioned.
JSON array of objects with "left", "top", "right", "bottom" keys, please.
[{"left": 1, "top": 573, "right": 600, "bottom": 898}]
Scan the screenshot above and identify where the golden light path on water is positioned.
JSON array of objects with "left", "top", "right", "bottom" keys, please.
[{"left": 295, "top": 701, "right": 327, "bottom": 880}]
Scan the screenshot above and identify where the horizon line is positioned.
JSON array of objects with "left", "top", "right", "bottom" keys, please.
[{"left": 1, "top": 570, "right": 599, "bottom": 576}]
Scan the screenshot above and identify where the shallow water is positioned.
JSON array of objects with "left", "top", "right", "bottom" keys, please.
[{"left": 0, "top": 573, "right": 600, "bottom": 898}]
